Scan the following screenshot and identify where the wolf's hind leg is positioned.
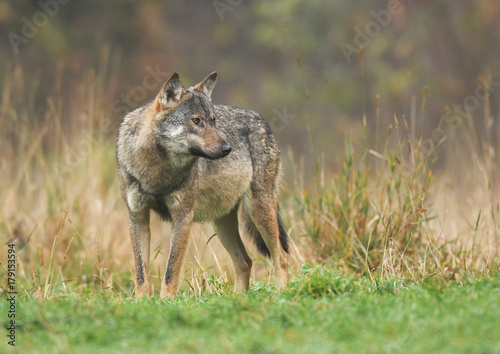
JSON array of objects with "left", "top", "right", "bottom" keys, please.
[
  {"left": 214, "top": 206, "right": 252, "bottom": 292},
  {"left": 245, "top": 195, "right": 288, "bottom": 287},
  {"left": 128, "top": 209, "right": 152, "bottom": 297}
]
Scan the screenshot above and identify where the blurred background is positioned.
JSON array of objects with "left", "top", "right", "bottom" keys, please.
[
  {"left": 2, "top": 0, "right": 500, "bottom": 164},
  {"left": 1, "top": 1, "right": 499, "bottom": 295}
]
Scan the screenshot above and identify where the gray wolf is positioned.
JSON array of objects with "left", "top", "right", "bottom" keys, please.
[{"left": 116, "top": 72, "right": 289, "bottom": 297}]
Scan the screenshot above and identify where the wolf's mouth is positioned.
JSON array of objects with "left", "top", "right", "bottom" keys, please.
[{"left": 188, "top": 145, "right": 231, "bottom": 160}]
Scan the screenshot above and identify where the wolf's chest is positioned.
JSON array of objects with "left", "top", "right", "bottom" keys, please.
[{"left": 191, "top": 156, "right": 253, "bottom": 221}]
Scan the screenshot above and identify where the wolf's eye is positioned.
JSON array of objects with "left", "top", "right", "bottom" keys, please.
[{"left": 192, "top": 118, "right": 201, "bottom": 125}]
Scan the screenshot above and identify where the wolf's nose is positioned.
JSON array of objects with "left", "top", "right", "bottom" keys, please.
[{"left": 221, "top": 144, "right": 232, "bottom": 156}]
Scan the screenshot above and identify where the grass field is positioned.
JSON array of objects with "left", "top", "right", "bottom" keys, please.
[
  {"left": 1, "top": 65, "right": 500, "bottom": 352},
  {"left": 2, "top": 266, "right": 500, "bottom": 353}
]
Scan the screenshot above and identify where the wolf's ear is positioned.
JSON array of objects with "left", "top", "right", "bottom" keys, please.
[
  {"left": 156, "top": 73, "right": 186, "bottom": 111},
  {"left": 193, "top": 72, "right": 217, "bottom": 98}
]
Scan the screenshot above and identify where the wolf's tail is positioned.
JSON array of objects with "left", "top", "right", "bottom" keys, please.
[
  {"left": 240, "top": 206, "right": 289, "bottom": 258},
  {"left": 277, "top": 214, "right": 290, "bottom": 254}
]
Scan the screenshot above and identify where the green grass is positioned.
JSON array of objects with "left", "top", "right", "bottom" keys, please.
[{"left": 3, "top": 266, "right": 500, "bottom": 353}]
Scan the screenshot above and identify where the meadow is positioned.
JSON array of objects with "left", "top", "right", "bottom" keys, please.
[
  {"left": 3, "top": 269, "right": 500, "bottom": 353},
  {"left": 1, "top": 63, "right": 499, "bottom": 352}
]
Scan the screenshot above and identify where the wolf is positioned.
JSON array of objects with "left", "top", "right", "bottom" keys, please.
[{"left": 116, "top": 72, "right": 289, "bottom": 297}]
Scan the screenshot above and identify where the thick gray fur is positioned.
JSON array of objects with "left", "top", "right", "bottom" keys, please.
[{"left": 116, "top": 72, "right": 289, "bottom": 297}]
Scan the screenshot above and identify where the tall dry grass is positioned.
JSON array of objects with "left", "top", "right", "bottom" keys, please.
[
  {"left": 0, "top": 62, "right": 499, "bottom": 300},
  {"left": 284, "top": 89, "right": 500, "bottom": 283}
]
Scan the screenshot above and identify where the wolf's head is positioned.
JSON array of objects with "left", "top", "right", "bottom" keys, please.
[{"left": 152, "top": 72, "right": 231, "bottom": 160}]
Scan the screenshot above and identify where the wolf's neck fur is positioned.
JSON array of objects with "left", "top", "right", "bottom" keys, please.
[{"left": 131, "top": 131, "right": 197, "bottom": 196}]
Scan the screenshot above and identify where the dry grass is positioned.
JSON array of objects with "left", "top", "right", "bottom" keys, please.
[
  {"left": 284, "top": 93, "right": 500, "bottom": 283},
  {"left": 0, "top": 64, "right": 498, "bottom": 299}
]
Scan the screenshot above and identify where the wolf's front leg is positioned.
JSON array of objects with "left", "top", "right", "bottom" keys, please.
[
  {"left": 160, "top": 208, "right": 194, "bottom": 298},
  {"left": 128, "top": 209, "right": 152, "bottom": 297}
]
